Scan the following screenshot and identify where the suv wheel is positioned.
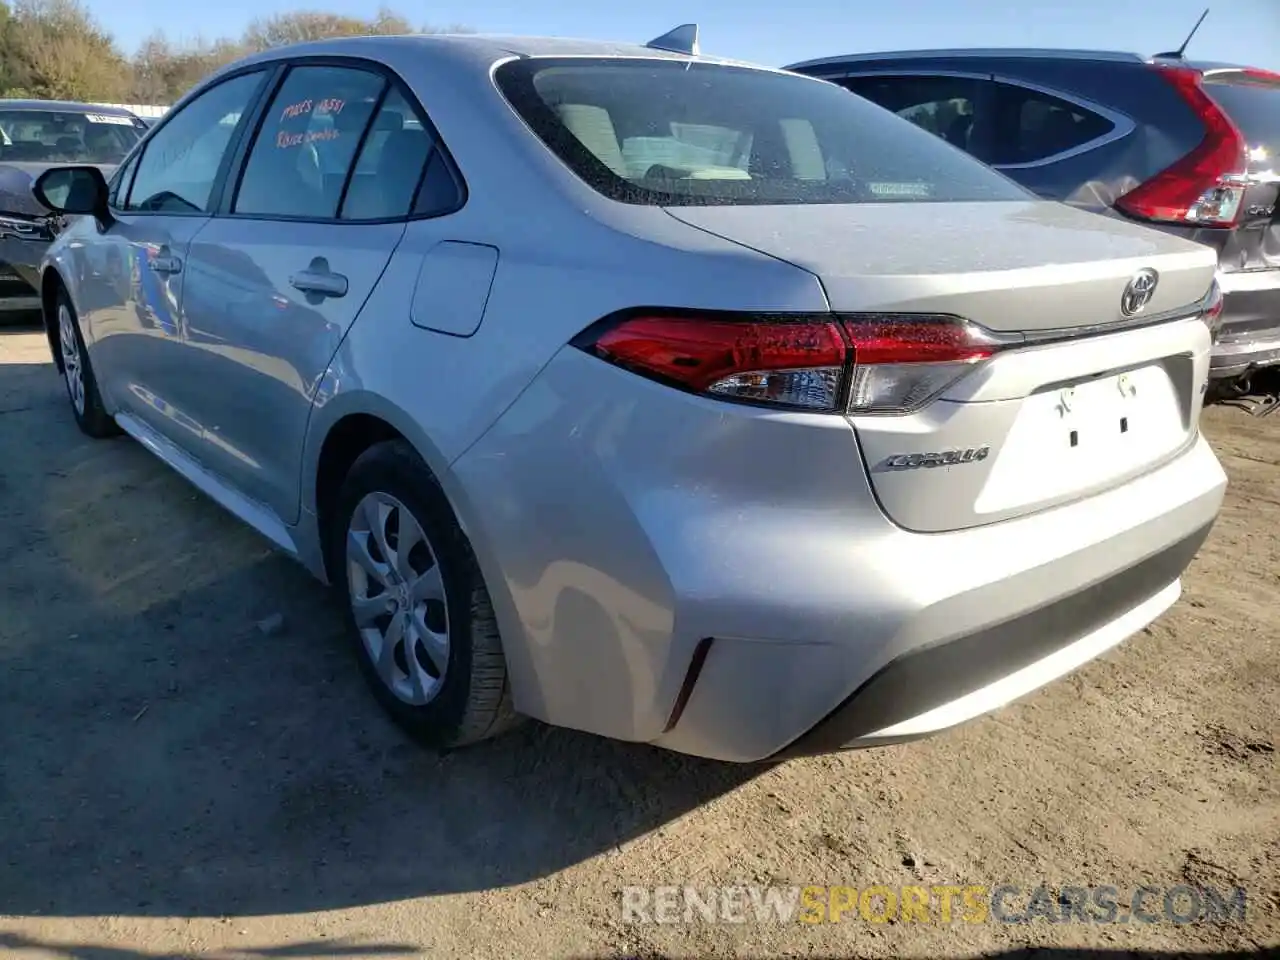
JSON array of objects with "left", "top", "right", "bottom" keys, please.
[
  {"left": 56, "top": 291, "right": 118, "bottom": 439},
  {"left": 331, "top": 440, "right": 521, "bottom": 748}
]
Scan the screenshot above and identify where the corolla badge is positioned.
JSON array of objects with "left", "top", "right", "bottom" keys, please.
[
  {"left": 1121, "top": 268, "right": 1159, "bottom": 317},
  {"left": 883, "top": 446, "right": 991, "bottom": 470}
]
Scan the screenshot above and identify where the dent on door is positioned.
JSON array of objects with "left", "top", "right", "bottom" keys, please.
[{"left": 410, "top": 241, "right": 500, "bottom": 337}]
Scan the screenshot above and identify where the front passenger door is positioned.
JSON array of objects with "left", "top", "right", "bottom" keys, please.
[
  {"left": 84, "top": 70, "right": 269, "bottom": 448},
  {"left": 177, "top": 63, "right": 447, "bottom": 524}
]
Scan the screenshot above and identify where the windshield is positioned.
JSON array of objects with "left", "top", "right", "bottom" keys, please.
[
  {"left": 0, "top": 109, "right": 143, "bottom": 164},
  {"left": 495, "top": 58, "right": 1032, "bottom": 206}
]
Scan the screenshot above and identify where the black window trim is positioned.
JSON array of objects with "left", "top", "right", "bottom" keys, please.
[
  {"left": 107, "top": 150, "right": 139, "bottom": 208},
  {"left": 818, "top": 66, "right": 993, "bottom": 82},
  {"left": 115, "top": 65, "right": 277, "bottom": 217},
  {"left": 216, "top": 54, "right": 467, "bottom": 226}
]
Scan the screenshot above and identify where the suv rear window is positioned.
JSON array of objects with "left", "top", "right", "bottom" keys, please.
[
  {"left": 495, "top": 58, "right": 1031, "bottom": 206},
  {"left": 1201, "top": 71, "right": 1280, "bottom": 151}
]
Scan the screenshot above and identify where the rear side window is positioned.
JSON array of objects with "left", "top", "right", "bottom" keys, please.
[
  {"left": 340, "top": 87, "right": 438, "bottom": 220},
  {"left": 1202, "top": 72, "right": 1280, "bottom": 153},
  {"left": 234, "top": 65, "right": 386, "bottom": 219},
  {"left": 987, "top": 83, "right": 1115, "bottom": 166},
  {"left": 839, "top": 76, "right": 984, "bottom": 154},
  {"left": 496, "top": 58, "right": 1030, "bottom": 206}
]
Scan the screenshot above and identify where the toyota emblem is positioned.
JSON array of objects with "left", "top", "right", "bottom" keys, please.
[{"left": 1121, "top": 268, "right": 1159, "bottom": 317}]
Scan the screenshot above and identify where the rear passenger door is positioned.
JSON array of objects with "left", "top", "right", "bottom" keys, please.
[{"left": 176, "top": 60, "right": 457, "bottom": 524}]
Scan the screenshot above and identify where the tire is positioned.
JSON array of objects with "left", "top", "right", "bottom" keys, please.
[
  {"left": 329, "top": 439, "right": 522, "bottom": 749},
  {"left": 54, "top": 289, "right": 118, "bottom": 439}
]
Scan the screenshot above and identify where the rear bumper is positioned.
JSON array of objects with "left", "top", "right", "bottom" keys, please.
[
  {"left": 653, "top": 436, "right": 1223, "bottom": 761},
  {"left": 456, "top": 347, "right": 1227, "bottom": 763},
  {"left": 771, "top": 521, "right": 1210, "bottom": 758},
  {"left": 1210, "top": 269, "right": 1280, "bottom": 378}
]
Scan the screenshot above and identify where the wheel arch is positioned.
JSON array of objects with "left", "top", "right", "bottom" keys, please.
[
  {"left": 306, "top": 390, "right": 533, "bottom": 708},
  {"left": 305, "top": 391, "right": 492, "bottom": 585},
  {"left": 40, "top": 267, "right": 67, "bottom": 373}
]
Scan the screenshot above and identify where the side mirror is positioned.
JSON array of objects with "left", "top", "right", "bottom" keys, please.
[{"left": 33, "top": 165, "right": 112, "bottom": 225}]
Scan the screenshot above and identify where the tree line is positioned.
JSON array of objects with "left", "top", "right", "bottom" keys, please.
[{"left": 0, "top": 0, "right": 462, "bottom": 104}]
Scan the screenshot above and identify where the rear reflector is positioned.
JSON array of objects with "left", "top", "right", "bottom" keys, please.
[
  {"left": 580, "top": 312, "right": 1002, "bottom": 415},
  {"left": 1117, "top": 65, "right": 1248, "bottom": 227}
]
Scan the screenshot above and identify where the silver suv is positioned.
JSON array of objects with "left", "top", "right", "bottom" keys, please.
[{"left": 34, "top": 30, "right": 1226, "bottom": 762}]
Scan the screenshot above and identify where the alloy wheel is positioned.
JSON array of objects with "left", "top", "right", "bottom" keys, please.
[
  {"left": 58, "top": 303, "right": 85, "bottom": 416},
  {"left": 346, "top": 491, "right": 450, "bottom": 706}
]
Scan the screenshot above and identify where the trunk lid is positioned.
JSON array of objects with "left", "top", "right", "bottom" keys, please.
[
  {"left": 666, "top": 199, "right": 1219, "bottom": 532},
  {"left": 665, "top": 200, "right": 1215, "bottom": 329}
]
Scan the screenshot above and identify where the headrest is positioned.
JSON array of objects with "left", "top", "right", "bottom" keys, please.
[{"left": 373, "top": 110, "right": 405, "bottom": 133}]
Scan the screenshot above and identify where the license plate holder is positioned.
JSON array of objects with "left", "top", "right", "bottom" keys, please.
[{"left": 977, "top": 364, "right": 1186, "bottom": 512}]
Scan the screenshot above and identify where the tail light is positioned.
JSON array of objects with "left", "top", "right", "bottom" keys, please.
[
  {"left": 841, "top": 317, "right": 1003, "bottom": 414},
  {"left": 577, "top": 312, "right": 1002, "bottom": 415},
  {"left": 1116, "top": 65, "right": 1248, "bottom": 227}
]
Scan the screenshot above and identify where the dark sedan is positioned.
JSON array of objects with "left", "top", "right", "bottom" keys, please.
[{"left": 0, "top": 100, "right": 147, "bottom": 316}]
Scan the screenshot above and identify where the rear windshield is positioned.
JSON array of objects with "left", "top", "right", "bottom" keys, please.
[
  {"left": 1202, "top": 73, "right": 1280, "bottom": 150},
  {"left": 0, "top": 109, "right": 143, "bottom": 164},
  {"left": 495, "top": 58, "right": 1032, "bottom": 206}
]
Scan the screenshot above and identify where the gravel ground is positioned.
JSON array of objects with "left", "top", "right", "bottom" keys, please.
[{"left": 0, "top": 326, "right": 1275, "bottom": 960}]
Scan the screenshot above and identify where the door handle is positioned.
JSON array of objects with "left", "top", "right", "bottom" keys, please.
[
  {"left": 151, "top": 251, "right": 182, "bottom": 274},
  {"left": 289, "top": 267, "right": 348, "bottom": 298}
]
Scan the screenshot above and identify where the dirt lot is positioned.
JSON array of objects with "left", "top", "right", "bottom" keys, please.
[{"left": 0, "top": 325, "right": 1275, "bottom": 960}]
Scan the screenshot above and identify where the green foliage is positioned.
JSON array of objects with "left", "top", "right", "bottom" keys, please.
[{"left": 0, "top": 2, "right": 459, "bottom": 104}]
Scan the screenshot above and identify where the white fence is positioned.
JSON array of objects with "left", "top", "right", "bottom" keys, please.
[{"left": 93, "top": 102, "right": 170, "bottom": 119}]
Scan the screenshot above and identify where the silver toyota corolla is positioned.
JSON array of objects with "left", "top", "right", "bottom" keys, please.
[{"left": 33, "top": 28, "right": 1227, "bottom": 762}]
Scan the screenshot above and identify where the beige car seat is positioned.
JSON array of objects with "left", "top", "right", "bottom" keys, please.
[{"left": 555, "top": 104, "right": 628, "bottom": 177}]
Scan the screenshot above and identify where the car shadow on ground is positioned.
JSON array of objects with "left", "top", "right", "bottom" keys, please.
[
  {"left": 578, "top": 953, "right": 1280, "bottom": 960},
  {"left": 0, "top": 934, "right": 414, "bottom": 959},
  {"left": 3, "top": 941, "right": 1270, "bottom": 960},
  {"left": 0, "top": 352, "right": 761, "bottom": 920}
]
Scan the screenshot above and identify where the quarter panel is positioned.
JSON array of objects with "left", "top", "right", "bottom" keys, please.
[
  {"left": 451, "top": 347, "right": 875, "bottom": 742},
  {"left": 309, "top": 211, "right": 826, "bottom": 736},
  {"left": 982, "top": 59, "right": 1208, "bottom": 212},
  {"left": 328, "top": 208, "right": 827, "bottom": 472}
]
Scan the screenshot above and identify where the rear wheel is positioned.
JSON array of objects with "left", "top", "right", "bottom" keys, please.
[
  {"left": 330, "top": 440, "right": 521, "bottom": 748},
  {"left": 56, "top": 291, "right": 117, "bottom": 439}
]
